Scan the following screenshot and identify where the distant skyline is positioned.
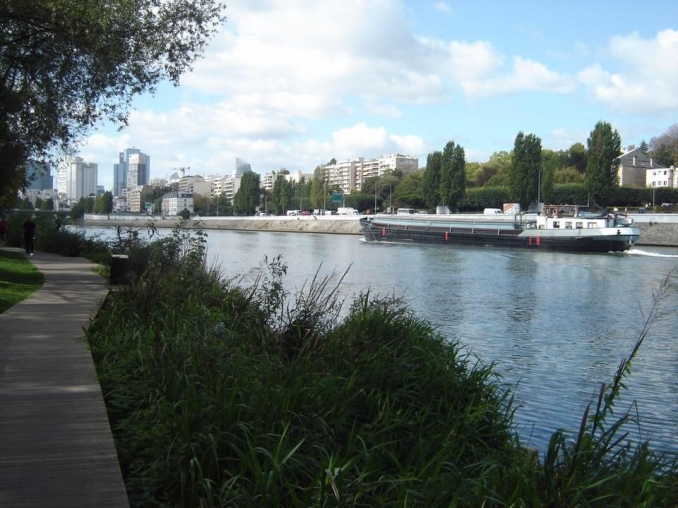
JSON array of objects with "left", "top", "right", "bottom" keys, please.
[{"left": 72, "top": 0, "right": 678, "bottom": 191}]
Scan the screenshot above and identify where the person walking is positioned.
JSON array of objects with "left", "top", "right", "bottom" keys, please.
[{"left": 23, "top": 215, "right": 37, "bottom": 255}]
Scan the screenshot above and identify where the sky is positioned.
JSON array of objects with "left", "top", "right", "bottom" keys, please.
[{"left": 76, "top": 0, "right": 678, "bottom": 192}]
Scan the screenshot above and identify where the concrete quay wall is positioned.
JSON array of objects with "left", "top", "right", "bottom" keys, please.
[{"left": 82, "top": 215, "right": 678, "bottom": 247}]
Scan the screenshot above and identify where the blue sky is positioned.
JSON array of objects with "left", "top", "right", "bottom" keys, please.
[{"left": 78, "top": 0, "right": 678, "bottom": 191}]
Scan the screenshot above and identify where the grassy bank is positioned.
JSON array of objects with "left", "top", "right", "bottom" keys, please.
[
  {"left": 83, "top": 226, "right": 678, "bottom": 507},
  {"left": 0, "top": 250, "right": 44, "bottom": 313}
]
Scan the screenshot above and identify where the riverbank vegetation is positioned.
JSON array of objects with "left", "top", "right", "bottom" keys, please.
[
  {"left": 0, "top": 250, "right": 44, "bottom": 313},
  {"left": 83, "top": 226, "right": 678, "bottom": 507}
]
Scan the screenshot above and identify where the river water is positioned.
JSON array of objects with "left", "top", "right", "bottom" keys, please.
[{"left": 84, "top": 226, "right": 678, "bottom": 454}]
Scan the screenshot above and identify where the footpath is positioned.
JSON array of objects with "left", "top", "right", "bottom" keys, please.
[{"left": 0, "top": 247, "right": 129, "bottom": 507}]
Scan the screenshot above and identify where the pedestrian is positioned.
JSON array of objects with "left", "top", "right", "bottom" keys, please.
[
  {"left": 23, "top": 215, "right": 37, "bottom": 255},
  {"left": 0, "top": 215, "right": 8, "bottom": 247}
]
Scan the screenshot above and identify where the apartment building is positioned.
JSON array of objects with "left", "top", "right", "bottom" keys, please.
[
  {"left": 57, "top": 156, "right": 98, "bottom": 200},
  {"left": 322, "top": 154, "right": 418, "bottom": 194},
  {"left": 126, "top": 185, "right": 152, "bottom": 213},
  {"left": 162, "top": 192, "right": 194, "bottom": 216}
]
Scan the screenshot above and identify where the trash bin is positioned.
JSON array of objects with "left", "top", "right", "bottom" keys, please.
[{"left": 110, "top": 254, "right": 129, "bottom": 285}]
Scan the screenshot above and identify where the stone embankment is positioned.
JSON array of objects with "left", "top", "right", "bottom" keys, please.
[
  {"left": 84, "top": 216, "right": 365, "bottom": 235},
  {"left": 82, "top": 216, "right": 678, "bottom": 247},
  {"left": 636, "top": 223, "right": 678, "bottom": 247}
]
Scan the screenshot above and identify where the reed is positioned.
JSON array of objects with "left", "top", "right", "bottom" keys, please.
[{"left": 86, "top": 225, "right": 678, "bottom": 507}]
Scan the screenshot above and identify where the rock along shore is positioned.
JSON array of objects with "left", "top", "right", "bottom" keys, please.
[{"left": 81, "top": 216, "right": 678, "bottom": 247}]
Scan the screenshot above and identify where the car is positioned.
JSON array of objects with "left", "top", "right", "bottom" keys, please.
[{"left": 637, "top": 207, "right": 645, "bottom": 214}]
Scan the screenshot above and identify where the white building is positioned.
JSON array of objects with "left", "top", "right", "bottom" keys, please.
[
  {"left": 322, "top": 154, "right": 418, "bottom": 194},
  {"left": 57, "top": 156, "right": 98, "bottom": 200},
  {"left": 162, "top": 192, "right": 194, "bottom": 216},
  {"left": 646, "top": 167, "right": 677, "bottom": 188}
]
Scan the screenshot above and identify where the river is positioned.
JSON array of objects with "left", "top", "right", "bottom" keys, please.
[{"left": 83, "top": 226, "right": 678, "bottom": 454}]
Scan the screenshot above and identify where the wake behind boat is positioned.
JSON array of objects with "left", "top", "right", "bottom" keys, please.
[{"left": 360, "top": 205, "right": 640, "bottom": 253}]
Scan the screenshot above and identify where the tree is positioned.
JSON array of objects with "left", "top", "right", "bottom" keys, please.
[
  {"left": 233, "top": 172, "right": 261, "bottom": 215},
  {"left": 271, "top": 175, "right": 293, "bottom": 215},
  {"left": 310, "top": 166, "right": 326, "bottom": 210},
  {"left": 0, "top": 0, "right": 226, "bottom": 206},
  {"left": 482, "top": 151, "right": 512, "bottom": 187},
  {"left": 585, "top": 121, "right": 621, "bottom": 205},
  {"left": 639, "top": 140, "right": 649, "bottom": 154},
  {"left": 422, "top": 151, "right": 442, "bottom": 208},
  {"left": 649, "top": 124, "right": 678, "bottom": 167},
  {"left": 395, "top": 170, "right": 425, "bottom": 209},
  {"left": 509, "top": 132, "right": 542, "bottom": 209},
  {"left": 439, "top": 140, "right": 466, "bottom": 212},
  {"left": 568, "top": 143, "right": 588, "bottom": 173}
]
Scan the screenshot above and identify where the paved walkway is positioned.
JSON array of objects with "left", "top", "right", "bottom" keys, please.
[{"left": 0, "top": 248, "right": 129, "bottom": 507}]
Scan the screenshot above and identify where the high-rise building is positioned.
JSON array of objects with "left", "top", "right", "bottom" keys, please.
[
  {"left": 113, "top": 148, "right": 140, "bottom": 196},
  {"left": 58, "top": 157, "right": 97, "bottom": 199},
  {"left": 235, "top": 158, "right": 251, "bottom": 175},
  {"left": 114, "top": 148, "right": 151, "bottom": 195},
  {"left": 127, "top": 152, "right": 150, "bottom": 187},
  {"left": 25, "top": 160, "right": 53, "bottom": 190}
]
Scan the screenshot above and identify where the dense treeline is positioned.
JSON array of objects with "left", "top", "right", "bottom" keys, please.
[{"left": 380, "top": 122, "right": 678, "bottom": 212}]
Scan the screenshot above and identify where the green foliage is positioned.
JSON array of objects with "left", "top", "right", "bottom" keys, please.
[
  {"left": 460, "top": 187, "right": 511, "bottom": 211},
  {"left": 93, "top": 191, "right": 113, "bottom": 214},
  {"left": 422, "top": 151, "right": 442, "bottom": 208},
  {"left": 483, "top": 151, "right": 512, "bottom": 187},
  {"left": 0, "top": 0, "right": 227, "bottom": 206},
  {"left": 0, "top": 250, "right": 44, "bottom": 313},
  {"left": 393, "top": 170, "right": 424, "bottom": 209},
  {"left": 509, "top": 131, "right": 542, "bottom": 209},
  {"left": 85, "top": 241, "right": 529, "bottom": 506},
  {"left": 233, "top": 172, "right": 261, "bottom": 215},
  {"left": 568, "top": 142, "right": 588, "bottom": 173},
  {"left": 440, "top": 140, "right": 466, "bottom": 211},
  {"left": 271, "top": 174, "right": 293, "bottom": 215},
  {"left": 586, "top": 121, "right": 622, "bottom": 205},
  {"left": 309, "top": 166, "right": 326, "bottom": 210},
  {"left": 554, "top": 166, "right": 586, "bottom": 184},
  {"left": 649, "top": 124, "right": 678, "bottom": 167}
]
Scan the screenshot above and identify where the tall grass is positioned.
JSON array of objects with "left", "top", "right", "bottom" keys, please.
[{"left": 86, "top": 227, "right": 678, "bottom": 507}]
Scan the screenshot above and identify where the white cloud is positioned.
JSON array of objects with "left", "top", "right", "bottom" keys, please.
[
  {"left": 578, "top": 29, "right": 678, "bottom": 114},
  {"left": 80, "top": 0, "right": 618, "bottom": 190},
  {"left": 462, "top": 57, "right": 577, "bottom": 98},
  {"left": 433, "top": 2, "right": 451, "bottom": 14}
]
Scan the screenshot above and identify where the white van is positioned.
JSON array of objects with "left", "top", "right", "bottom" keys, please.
[
  {"left": 483, "top": 208, "right": 503, "bottom": 215},
  {"left": 397, "top": 208, "right": 416, "bottom": 215},
  {"left": 286, "top": 210, "right": 301, "bottom": 216}
]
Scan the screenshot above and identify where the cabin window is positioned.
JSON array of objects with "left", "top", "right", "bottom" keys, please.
[
  {"left": 553, "top": 221, "right": 560, "bottom": 228},
  {"left": 587, "top": 222, "right": 598, "bottom": 229},
  {"left": 576, "top": 222, "right": 583, "bottom": 229},
  {"left": 565, "top": 221, "right": 572, "bottom": 229}
]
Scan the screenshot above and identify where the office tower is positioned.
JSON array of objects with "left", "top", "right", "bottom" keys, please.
[
  {"left": 113, "top": 148, "right": 141, "bottom": 195},
  {"left": 127, "top": 152, "right": 150, "bottom": 187},
  {"left": 25, "top": 160, "right": 54, "bottom": 190},
  {"left": 235, "top": 157, "right": 251, "bottom": 175}
]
